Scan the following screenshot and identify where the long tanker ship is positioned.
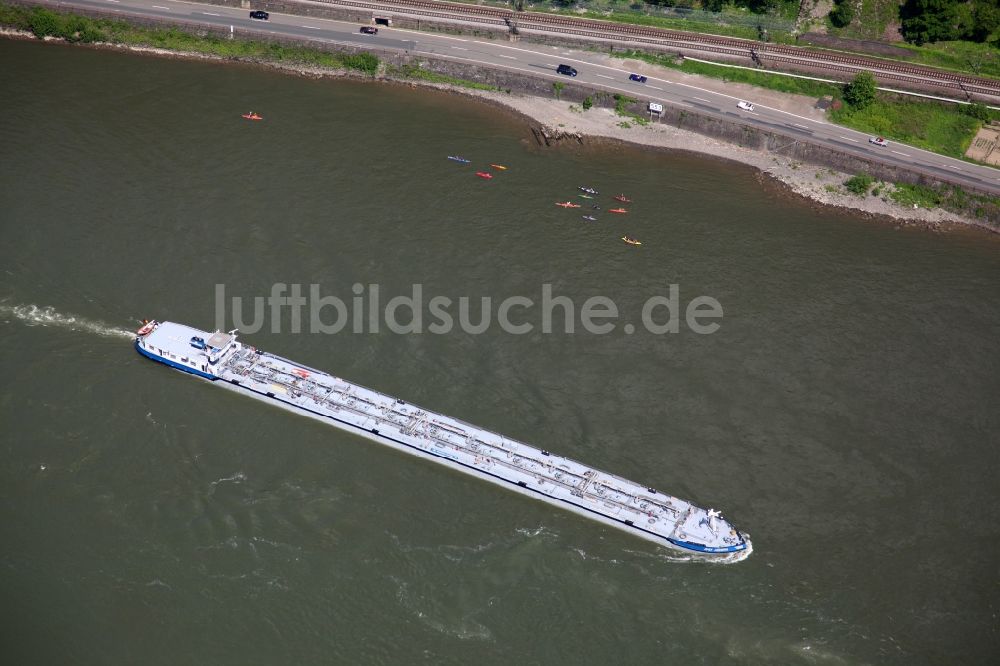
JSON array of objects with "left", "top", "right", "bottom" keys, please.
[{"left": 135, "top": 320, "right": 752, "bottom": 561}]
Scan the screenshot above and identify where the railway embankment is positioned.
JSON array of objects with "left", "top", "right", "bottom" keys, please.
[{"left": 192, "top": 0, "right": 1000, "bottom": 104}]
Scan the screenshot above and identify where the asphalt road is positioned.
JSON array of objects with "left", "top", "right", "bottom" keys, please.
[{"left": 39, "top": 0, "right": 1000, "bottom": 195}]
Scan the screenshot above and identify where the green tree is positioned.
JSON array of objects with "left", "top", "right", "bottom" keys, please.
[
  {"left": 845, "top": 174, "right": 874, "bottom": 195},
  {"left": 745, "top": 0, "right": 782, "bottom": 13},
  {"left": 971, "top": 1, "right": 1000, "bottom": 43},
  {"left": 900, "top": 0, "right": 961, "bottom": 45},
  {"left": 843, "top": 71, "right": 877, "bottom": 109},
  {"left": 829, "top": 0, "right": 856, "bottom": 28},
  {"left": 28, "top": 7, "right": 59, "bottom": 38},
  {"left": 961, "top": 102, "right": 992, "bottom": 122}
]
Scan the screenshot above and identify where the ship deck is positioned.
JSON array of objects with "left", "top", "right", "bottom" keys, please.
[
  {"left": 210, "top": 342, "right": 747, "bottom": 554},
  {"left": 143, "top": 321, "right": 212, "bottom": 362}
]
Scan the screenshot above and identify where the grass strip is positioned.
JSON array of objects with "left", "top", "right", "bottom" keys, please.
[{"left": 0, "top": 3, "right": 380, "bottom": 75}]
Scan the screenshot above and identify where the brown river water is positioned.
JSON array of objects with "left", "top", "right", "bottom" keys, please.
[{"left": 1, "top": 39, "right": 998, "bottom": 664}]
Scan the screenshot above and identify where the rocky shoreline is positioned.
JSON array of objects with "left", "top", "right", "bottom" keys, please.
[
  {"left": 477, "top": 95, "right": 992, "bottom": 234},
  {"left": 5, "top": 27, "right": 996, "bottom": 234}
]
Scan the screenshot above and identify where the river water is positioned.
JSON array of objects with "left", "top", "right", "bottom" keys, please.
[{"left": 1, "top": 39, "right": 998, "bottom": 664}]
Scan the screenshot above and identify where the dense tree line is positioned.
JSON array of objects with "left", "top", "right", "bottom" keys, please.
[
  {"left": 549, "top": 0, "right": 797, "bottom": 17},
  {"left": 640, "top": 0, "right": 791, "bottom": 14},
  {"left": 899, "top": 0, "right": 1000, "bottom": 44},
  {"left": 828, "top": 0, "right": 855, "bottom": 28}
]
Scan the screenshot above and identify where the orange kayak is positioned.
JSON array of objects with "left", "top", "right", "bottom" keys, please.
[{"left": 609, "top": 208, "right": 628, "bottom": 214}]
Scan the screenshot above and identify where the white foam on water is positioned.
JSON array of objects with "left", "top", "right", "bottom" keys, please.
[
  {"left": 513, "top": 525, "right": 557, "bottom": 540},
  {"left": 790, "top": 642, "right": 853, "bottom": 664},
  {"left": 389, "top": 575, "right": 494, "bottom": 642},
  {"left": 210, "top": 472, "right": 247, "bottom": 487},
  {"left": 569, "top": 548, "right": 624, "bottom": 565},
  {"left": 0, "top": 303, "right": 134, "bottom": 339}
]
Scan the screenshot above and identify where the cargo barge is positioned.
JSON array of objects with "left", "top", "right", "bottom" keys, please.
[{"left": 135, "top": 320, "right": 752, "bottom": 560}]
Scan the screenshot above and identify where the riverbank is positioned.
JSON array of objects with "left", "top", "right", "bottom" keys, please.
[
  {"left": 2, "top": 22, "right": 996, "bottom": 233},
  {"left": 460, "top": 89, "right": 991, "bottom": 233}
]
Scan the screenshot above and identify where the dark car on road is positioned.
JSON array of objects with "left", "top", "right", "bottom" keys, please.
[
  {"left": 628, "top": 73, "right": 647, "bottom": 83},
  {"left": 360, "top": 26, "right": 378, "bottom": 34},
  {"left": 249, "top": 10, "right": 269, "bottom": 20},
  {"left": 556, "top": 64, "right": 578, "bottom": 77}
]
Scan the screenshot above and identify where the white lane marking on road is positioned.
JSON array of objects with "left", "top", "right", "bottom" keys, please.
[
  {"left": 201, "top": 12, "right": 220, "bottom": 16},
  {"left": 839, "top": 136, "right": 859, "bottom": 142},
  {"left": 444, "top": 56, "right": 676, "bottom": 109},
  {"left": 451, "top": 46, "right": 469, "bottom": 51},
  {"left": 302, "top": 26, "right": 321, "bottom": 30},
  {"left": 891, "top": 150, "right": 910, "bottom": 157},
  {"left": 596, "top": 74, "right": 614, "bottom": 80},
  {"left": 693, "top": 97, "right": 710, "bottom": 103},
  {"left": 647, "top": 85, "right": 662, "bottom": 90},
  {"left": 498, "top": 54, "right": 517, "bottom": 59},
  {"left": 105, "top": 0, "right": 119, "bottom": 3},
  {"left": 152, "top": 4, "right": 169, "bottom": 8},
  {"left": 793, "top": 123, "right": 809, "bottom": 128},
  {"left": 947, "top": 165, "right": 961, "bottom": 169}
]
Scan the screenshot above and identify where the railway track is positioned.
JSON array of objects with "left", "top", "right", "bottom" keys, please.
[{"left": 320, "top": 0, "right": 1000, "bottom": 99}]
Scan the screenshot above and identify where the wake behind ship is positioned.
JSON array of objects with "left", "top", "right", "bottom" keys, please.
[{"left": 134, "top": 320, "right": 752, "bottom": 561}]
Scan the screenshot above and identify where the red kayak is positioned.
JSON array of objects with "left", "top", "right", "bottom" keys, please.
[
  {"left": 476, "top": 171, "right": 493, "bottom": 179},
  {"left": 242, "top": 113, "right": 263, "bottom": 121},
  {"left": 609, "top": 208, "right": 628, "bottom": 214}
]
